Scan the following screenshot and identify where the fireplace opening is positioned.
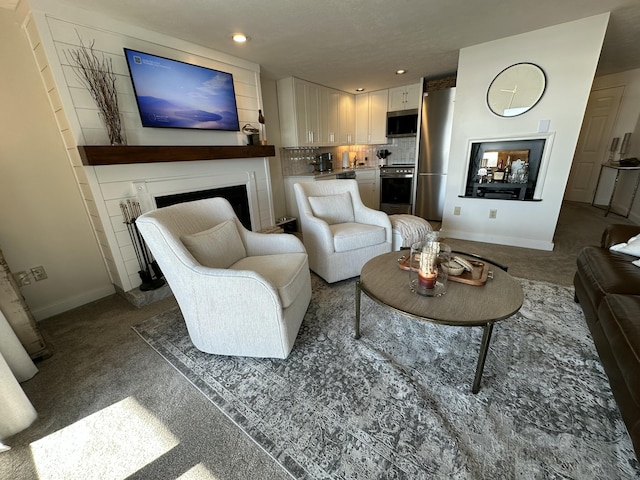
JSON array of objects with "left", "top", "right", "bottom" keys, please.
[
  {"left": 463, "top": 138, "right": 546, "bottom": 200},
  {"left": 155, "top": 185, "right": 251, "bottom": 230}
]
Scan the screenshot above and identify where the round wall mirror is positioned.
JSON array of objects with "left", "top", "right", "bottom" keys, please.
[{"left": 487, "top": 63, "right": 546, "bottom": 117}]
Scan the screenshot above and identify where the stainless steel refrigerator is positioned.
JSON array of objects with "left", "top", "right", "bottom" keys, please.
[{"left": 414, "top": 87, "right": 456, "bottom": 221}]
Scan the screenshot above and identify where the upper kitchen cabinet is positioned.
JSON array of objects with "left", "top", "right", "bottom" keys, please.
[
  {"left": 355, "top": 89, "right": 388, "bottom": 145},
  {"left": 338, "top": 92, "right": 355, "bottom": 145},
  {"left": 278, "top": 77, "right": 322, "bottom": 147},
  {"left": 388, "top": 83, "right": 421, "bottom": 111},
  {"left": 279, "top": 77, "right": 355, "bottom": 148},
  {"left": 320, "top": 87, "right": 341, "bottom": 146}
]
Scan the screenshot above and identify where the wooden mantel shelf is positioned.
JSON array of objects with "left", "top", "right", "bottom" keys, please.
[{"left": 77, "top": 144, "right": 276, "bottom": 166}]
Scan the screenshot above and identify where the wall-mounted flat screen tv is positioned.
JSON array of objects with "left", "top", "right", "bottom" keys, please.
[{"left": 123, "top": 48, "right": 240, "bottom": 131}]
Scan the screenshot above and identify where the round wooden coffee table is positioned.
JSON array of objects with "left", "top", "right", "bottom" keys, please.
[{"left": 355, "top": 250, "right": 524, "bottom": 393}]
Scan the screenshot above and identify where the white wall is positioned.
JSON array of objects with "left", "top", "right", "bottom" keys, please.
[
  {"left": 20, "top": 0, "right": 275, "bottom": 294},
  {"left": 441, "top": 14, "right": 609, "bottom": 250},
  {"left": 260, "top": 77, "right": 287, "bottom": 219},
  {"left": 592, "top": 68, "right": 640, "bottom": 144},
  {"left": 0, "top": 0, "right": 274, "bottom": 317},
  {"left": 26, "top": 0, "right": 263, "bottom": 149},
  {"left": 0, "top": 6, "right": 113, "bottom": 320}
]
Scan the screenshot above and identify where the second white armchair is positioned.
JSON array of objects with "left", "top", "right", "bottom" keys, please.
[{"left": 294, "top": 179, "right": 392, "bottom": 283}]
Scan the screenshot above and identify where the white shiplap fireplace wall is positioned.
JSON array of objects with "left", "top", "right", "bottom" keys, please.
[
  {"left": 88, "top": 158, "right": 273, "bottom": 292},
  {"left": 23, "top": 1, "right": 275, "bottom": 293}
]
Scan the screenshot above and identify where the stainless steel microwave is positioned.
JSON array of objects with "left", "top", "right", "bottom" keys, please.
[{"left": 386, "top": 109, "right": 418, "bottom": 137}]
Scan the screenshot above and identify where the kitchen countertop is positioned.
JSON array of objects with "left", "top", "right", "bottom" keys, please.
[{"left": 285, "top": 166, "right": 379, "bottom": 179}]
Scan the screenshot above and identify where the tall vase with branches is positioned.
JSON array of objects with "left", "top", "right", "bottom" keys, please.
[{"left": 66, "top": 35, "right": 125, "bottom": 145}]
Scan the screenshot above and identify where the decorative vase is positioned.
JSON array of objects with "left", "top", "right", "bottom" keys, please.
[{"left": 99, "top": 111, "right": 126, "bottom": 145}]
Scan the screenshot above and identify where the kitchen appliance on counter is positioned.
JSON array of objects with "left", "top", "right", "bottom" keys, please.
[
  {"left": 376, "top": 149, "right": 392, "bottom": 166},
  {"left": 380, "top": 164, "right": 415, "bottom": 215},
  {"left": 415, "top": 87, "right": 456, "bottom": 221},
  {"left": 311, "top": 152, "right": 333, "bottom": 172}
]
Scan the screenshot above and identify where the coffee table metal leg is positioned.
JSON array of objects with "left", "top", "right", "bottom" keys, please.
[
  {"left": 472, "top": 322, "right": 494, "bottom": 394},
  {"left": 355, "top": 280, "right": 361, "bottom": 339}
]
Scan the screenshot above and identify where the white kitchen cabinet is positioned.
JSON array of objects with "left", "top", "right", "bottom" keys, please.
[
  {"left": 321, "top": 88, "right": 340, "bottom": 146},
  {"left": 388, "top": 83, "right": 421, "bottom": 111},
  {"left": 355, "top": 169, "right": 380, "bottom": 209},
  {"left": 280, "top": 77, "right": 355, "bottom": 148},
  {"left": 338, "top": 92, "right": 355, "bottom": 145},
  {"left": 277, "top": 77, "right": 322, "bottom": 147},
  {"left": 283, "top": 176, "right": 309, "bottom": 224},
  {"left": 355, "top": 89, "right": 388, "bottom": 145}
]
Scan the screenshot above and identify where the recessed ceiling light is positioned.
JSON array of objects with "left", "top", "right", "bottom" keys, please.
[
  {"left": 232, "top": 33, "right": 250, "bottom": 43},
  {"left": 355, "top": 87, "right": 365, "bottom": 92},
  {"left": 396, "top": 69, "right": 407, "bottom": 75}
]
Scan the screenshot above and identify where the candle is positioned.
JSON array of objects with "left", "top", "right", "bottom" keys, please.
[
  {"left": 419, "top": 270, "right": 437, "bottom": 289},
  {"left": 419, "top": 249, "right": 437, "bottom": 289}
]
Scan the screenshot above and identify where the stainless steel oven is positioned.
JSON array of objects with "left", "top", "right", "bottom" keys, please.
[{"left": 380, "top": 164, "right": 415, "bottom": 215}]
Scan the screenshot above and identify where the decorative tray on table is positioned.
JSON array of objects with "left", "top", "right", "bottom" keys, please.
[{"left": 397, "top": 254, "right": 490, "bottom": 286}]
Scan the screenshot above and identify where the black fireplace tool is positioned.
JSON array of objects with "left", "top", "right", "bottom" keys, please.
[{"left": 120, "top": 200, "right": 165, "bottom": 291}]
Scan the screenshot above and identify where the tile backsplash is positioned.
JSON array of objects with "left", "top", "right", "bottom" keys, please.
[{"left": 280, "top": 137, "right": 418, "bottom": 175}]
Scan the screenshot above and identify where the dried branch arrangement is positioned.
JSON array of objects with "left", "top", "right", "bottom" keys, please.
[{"left": 66, "top": 35, "right": 125, "bottom": 145}]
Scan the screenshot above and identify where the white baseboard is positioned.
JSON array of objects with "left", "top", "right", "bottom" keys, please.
[
  {"left": 33, "top": 285, "right": 116, "bottom": 321},
  {"left": 441, "top": 228, "right": 554, "bottom": 251}
]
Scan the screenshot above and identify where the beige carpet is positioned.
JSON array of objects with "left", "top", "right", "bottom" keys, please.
[{"left": 0, "top": 201, "right": 636, "bottom": 479}]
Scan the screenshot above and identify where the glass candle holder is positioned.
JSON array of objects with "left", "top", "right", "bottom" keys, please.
[{"left": 409, "top": 240, "right": 450, "bottom": 297}]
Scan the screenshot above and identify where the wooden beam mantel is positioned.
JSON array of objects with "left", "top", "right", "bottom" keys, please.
[{"left": 77, "top": 144, "right": 276, "bottom": 166}]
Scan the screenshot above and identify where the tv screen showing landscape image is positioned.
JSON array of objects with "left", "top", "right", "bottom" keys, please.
[{"left": 124, "top": 48, "right": 240, "bottom": 131}]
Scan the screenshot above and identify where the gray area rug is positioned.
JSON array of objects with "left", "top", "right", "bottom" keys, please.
[{"left": 133, "top": 275, "right": 639, "bottom": 479}]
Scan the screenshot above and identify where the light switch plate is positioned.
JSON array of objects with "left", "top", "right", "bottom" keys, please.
[{"left": 538, "top": 119, "right": 550, "bottom": 133}]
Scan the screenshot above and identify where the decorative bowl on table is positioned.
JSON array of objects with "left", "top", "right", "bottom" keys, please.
[{"left": 441, "top": 260, "right": 465, "bottom": 276}]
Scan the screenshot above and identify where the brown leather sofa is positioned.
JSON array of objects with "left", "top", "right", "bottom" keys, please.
[{"left": 574, "top": 224, "right": 640, "bottom": 459}]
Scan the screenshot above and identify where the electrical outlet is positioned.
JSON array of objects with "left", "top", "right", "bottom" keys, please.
[
  {"left": 14, "top": 271, "right": 31, "bottom": 286},
  {"left": 453, "top": 206, "right": 461, "bottom": 216},
  {"left": 31, "top": 265, "right": 48, "bottom": 281},
  {"left": 489, "top": 209, "right": 497, "bottom": 219}
]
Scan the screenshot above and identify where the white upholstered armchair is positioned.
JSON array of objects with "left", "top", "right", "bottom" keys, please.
[
  {"left": 294, "top": 179, "right": 392, "bottom": 283},
  {"left": 136, "top": 198, "right": 311, "bottom": 359}
]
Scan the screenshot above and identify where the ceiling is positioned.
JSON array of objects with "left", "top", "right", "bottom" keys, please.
[{"left": 3, "top": 0, "right": 640, "bottom": 92}]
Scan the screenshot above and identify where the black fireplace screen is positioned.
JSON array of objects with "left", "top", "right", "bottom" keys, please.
[{"left": 155, "top": 185, "right": 251, "bottom": 230}]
